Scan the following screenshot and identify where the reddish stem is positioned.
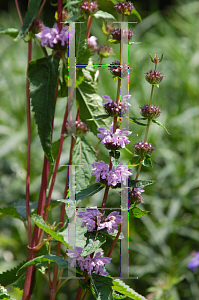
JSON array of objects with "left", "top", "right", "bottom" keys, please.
[
  {"left": 101, "top": 186, "right": 110, "bottom": 208},
  {"left": 15, "top": 0, "right": 23, "bottom": 24},
  {"left": 37, "top": 0, "right": 47, "bottom": 19},
  {"left": 82, "top": 291, "right": 88, "bottom": 300},
  {"left": 57, "top": 0, "right": 63, "bottom": 32},
  {"left": 86, "top": 16, "right": 93, "bottom": 39},
  {"left": 75, "top": 286, "right": 83, "bottom": 300},
  {"left": 26, "top": 39, "right": 32, "bottom": 245}
]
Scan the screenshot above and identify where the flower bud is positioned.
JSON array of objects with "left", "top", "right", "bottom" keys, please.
[
  {"left": 98, "top": 45, "right": 113, "bottom": 58},
  {"left": 111, "top": 28, "right": 133, "bottom": 43},
  {"left": 144, "top": 70, "right": 165, "bottom": 85},
  {"left": 115, "top": 1, "right": 135, "bottom": 15},
  {"left": 109, "top": 60, "right": 132, "bottom": 78},
  {"left": 140, "top": 104, "right": 161, "bottom": 120},
  {"left": 29, "top": 19, "right": 44, "bottom": 35},
  {"left": 133, "top": 142, "right": 155, "bottom": 159},
  {"left": 65, "top": 121, "right": 89, "bottom": 135},
  {"left": 80, "top": 1, "right": 98, "bottom": 15},
  {"left": 129, "top": 187, "right": 144, "bottom": 204}
]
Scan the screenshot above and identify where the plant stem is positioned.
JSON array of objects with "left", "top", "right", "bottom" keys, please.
[
  {"left": 82, "top": 291, "right": 88, "bottom": 300},
  {"left": 26, "top": 39, "right": 32, "bottom": 245},
  {"left": 101, "top": 186, "right": 110, "bottom": 208},
  {"left": 37, "top": 0, "right": 47, "bottom": 19},
  {"left": 86, "top": 16, "right": 93, "bottom": 39},
  {"left": 15, "top": 0, "right": 23, "bottom": 24}
]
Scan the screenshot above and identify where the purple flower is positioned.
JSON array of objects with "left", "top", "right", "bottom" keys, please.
[
  {"left": 133, "top": 142, "right": 155, "bottom": 158},
  {"left": 97, "top": 123, "right": 131, "bottom": 150},
  {"left": 109, "top": 60, "right": 132, "bottom": 78},
  {"left": 187, "top": 251, "right": 199, "bottom": 272},
  {"left": 80, "top": 1, "right": 98, "bottom": 15},
  {"left": 77, "top": 208, "right": 123, "bottom": 234},
  {"left": 67, "top": 247, "right": 111, "bottom": 275},
  {"left": 87, "top": 36, "right": 98, "bottom": 53},
  {"left": 36, "top": 23, "right": 74, "bottom": 50},
  {"left": 115, "top": 1, "right": 135, "bottom": 15},
  {"left": 144, "top": 70, "right": 165, "bottom": 85},
  {"left": 140, "top": 104, "right": 161, "bottom": 120},
  {"left": 102, "top": 95, "right": 131, "bottom": 117},
  {"left": 92, "top": 161, "right": 132, "bottom": 187}
]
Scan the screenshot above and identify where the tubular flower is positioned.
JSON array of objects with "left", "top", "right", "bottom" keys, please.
[
  {"left": 187, "top": 251, "right": 199, "bottom": 272},
  {"left": 97, "top": 123, "right": 131, "bottom": 150},
  {"left": 35, "top": 23, "right": 74, "bottom": 50},
  {"left": 92, "top": 161, "right": 132, "bottom": 187},
  {"left": 67, "top": 247, "right": 112, "bottom": 276},
  {"left": 102, "top": 95, "right": 131, "bottom": 117},
  {"left": 77, "top": 207, "right": 123, "bottom": 234}
]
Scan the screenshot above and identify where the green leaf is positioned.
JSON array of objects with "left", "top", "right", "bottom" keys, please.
[
  {"left": 142, "top": 155, "right": 152, "bottom": 168},
  {"left": 127, "top": 156, "right": 140, "bottom": 166},
  {"left": 131, "top": 9, "right": 142, "bottom": 22},
  {"left": 87, "top": 114, "right": 109, "bottom": 121},
  {"left": 14, "top": 199, "right": 38, "bottom": 220},
  {"left": 81, "top": 232, "right": 106, "bottom": 256},
  {"left": 28, "top": 55, "right": 60, "bottom": 164},
  {"left": 0, "top": 206, "right": 22, "bottom": 221},
  {"left": 108, "top": 39, "right": 120, "bottom": 44},
  {"left": 76, "top": 23, "right": 91, "bottom": 65},
  {"left": 129, "top": 180, "right": 155, "bottom": 188},
  {"left": 18, "top": 255, "right": 68, "bottom": 273},
  {"left": 91, "top": 274, "right": 114, "bottom": 300},
  {"left": 0, "top": 261, "right": 26, "bottom": 288},
  {"left": 66, "top": 183, "right": 105, "bottom": 201},
  {"left": 127, "top": 117, "right": 147, "bottom": 126},
  {"left": 31, "top": 214, "right": 69, "bottom": 247},
  {"left": 77, "top": 67, "right": 110, "bottom": 135},
  {"left": 112, "top": 279, "right": 146, "bottom": 300},
  {"left": 72, "top": 137, "right": 97, "bottom": 192},
  {"left": 60, "top": 222, "right": 88, "bottom": 248},
  {"left": 63, "top": 0, "right": 80, "bottom": 8},
  {"left": 130, "top": 207, "right": 149, "bottom": 218},
  {"left": 15, "top": 0, "right": 42, "bottom": 40},
  {"left": 113, "top": 291, "right": 127, "bottom": 299},
  {"left": 94, "top": 10, "right": 116, "bottom": 20},
  {"left": 152, "top": 120, "right": 171, "bottom": 135},
  {"left": 0, "top": 28, "right": 19, "bottom": 38}
]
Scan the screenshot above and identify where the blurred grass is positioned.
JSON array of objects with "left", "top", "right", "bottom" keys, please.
[{"left": 0, "top": 0, "right": 199, "bottom": 299}]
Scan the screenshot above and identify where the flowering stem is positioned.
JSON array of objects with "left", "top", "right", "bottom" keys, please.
[
  {"left": 15, "top": 0, "right": 23, "bottom": 24},
  {"left": 135, "top": 84, "right": 155, "bottom": 181}
]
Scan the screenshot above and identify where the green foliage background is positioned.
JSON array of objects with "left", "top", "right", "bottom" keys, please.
[{"left": 0, "top": 0, "right": 199, "bottom": 299}]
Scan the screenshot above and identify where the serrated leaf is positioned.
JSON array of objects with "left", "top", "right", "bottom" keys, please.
[
  {"left": 17, "top": 255, "right": 68, "bottom": 273},
  {"left": 31, "top": 214, "right": 69, "bottom": 247},
  {"left": 0, "top": 261, "right": 26, "bottom": 288},
  {"left": 94, "top": 10, "right": 116, "bottom": 20},
  {"left": 81, "top": 232, "right": 106, "bottom": 256},
  {"left": 113, "top": 291, "right": 127, "bottom": 299},
  {"left": 87, "top": 114, "right": 109, "bottom": 121},
  {"left": 15, "top": 0, "right": 42, "bottom": 40},
  {"left": 142, "top": 155, "right": 152, "bottom": 168},
  {"left": 152, "top": 120, "right": 171, "bottom": 135},
  {"left": 28, "top": 55, "right": 60, "bottom": 164},
  {"left": 112, "top": 279, "right": 146, "bottom": 300},
  {"left": 0, "top": 206, "right": 22, "bottom": 221},
  {"left": 77, "top": 68, "right": 110, "bottom": 135},
  {"left": 129, "top": 180, "right": 155, "bottom": 188},
  {"left": 91, "top": 274, "right": 114, "bottom": 300},
  {"left": 76, "top": 23, "right": 90, "bottom": 65},
  {"left": 130, "top": 207, "right": 149, "bottom": 218},
  {"left": 0, "top": 28, "right": 19, "bottom": 38},
  {"left": 131, "top": 9, "right": 142, "bottom": 22},
  {"left": 72, "top": 137, "right": 97, "bottom": 192}
]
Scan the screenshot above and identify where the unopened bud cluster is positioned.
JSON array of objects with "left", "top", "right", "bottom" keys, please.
[
  {"left": 129, "top": 187, "right": 145, "bottom": 204},
  {"left": 102, "top": 95, "right": 131, "bottom": 117},
  {"left": 30, "top": 19, "right": 44, "bottom": 34},
  {"left": 133, "top": 142, "right": 155, "bottom": 158},
  {"left": 111, "top": 28, "right": 133, "bottom": 43},
  {"left": 80, "top": 1, "right": 98, "bottom": 15},
  {"left": 65, "top": 121, "right": 89, "bottom": 135},
  {"left": 115, "top": 1, "right": 134, "bottom": 15},
  {"left": 145, "top": 70, "right": 165, "bottom": 85},
  {"left": 109, "top": 60, "right": 132, "bottom": 78},
  {"left": 98, "top": 45, "right": 113, "bottom": 58},
  {"left": 140, "top": 104, "right": 161, "bottom": 120}
]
